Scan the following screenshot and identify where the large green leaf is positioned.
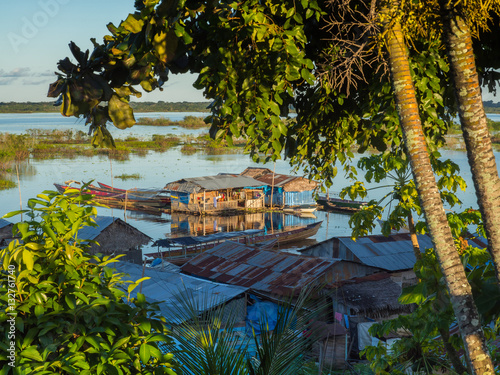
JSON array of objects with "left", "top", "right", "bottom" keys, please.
[{"left": 108, "top": 95, "right": 136, "bottom": 129}]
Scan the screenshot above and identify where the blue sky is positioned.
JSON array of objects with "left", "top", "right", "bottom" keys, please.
[
  {"left": 0, "top": 0, "right": 498, "bottom": 104},
  {"left": 0, "top": 0, "right": 205, "bottom": 103}
]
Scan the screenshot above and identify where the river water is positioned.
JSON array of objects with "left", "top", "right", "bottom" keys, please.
[{"left": 1, "top": 112, "right": 499, "bottom": 254}]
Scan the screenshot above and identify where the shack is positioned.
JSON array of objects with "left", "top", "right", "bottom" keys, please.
[
  {"left": 330, "top": 273, "right": 415, "bottom": 320},
  {"left": 240, "top": 167, "right": 318, "bottom": 207},
  {"left": 181, "top": 241, "right": 382, "bottom": 369},
  {"left": 301, "top": 233, "right": 434, "bottom": 285},
  {"left": 0, "top": 219, "right": 14, "bottom": 246},
  {"left": 78, "top": 216, "right": 151, "bottom": 263},
  {"left": 0, "top": 219, "right": 13, "bottom": 240},
  {"left": 180, "top": 241, "right": 381, "bottom": 299},
  {"left": 328, "top": 273, "right": 417, "bottom": 359},
  {"left": 165, "top": 175, "right": 267, "bottom": 214},
  {"left": 301, "top": 233, "right": 488, "bottom": 285}
]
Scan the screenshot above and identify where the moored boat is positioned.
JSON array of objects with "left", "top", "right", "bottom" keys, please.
[
  {"left": 146, "top": 221, "right": 323, "bottom": 260},
  {"left": 54, "top": 181, "right": 171, "bottom": 211},
  {"left": 316, "top": 195, "right": 368, "bottom": 213},
  {"left": 283, "top": 204, "right": 318, "bottom": 214}
]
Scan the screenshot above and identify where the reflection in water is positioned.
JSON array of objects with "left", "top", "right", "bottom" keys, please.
[
  {"left": 169, "top": 211, "right": 318, "bottom": 238},
  {"left": 1, "top": 160, "right": 37, "bottom": 183}
]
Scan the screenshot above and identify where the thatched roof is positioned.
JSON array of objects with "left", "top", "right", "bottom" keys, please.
[
  {"left": 310, "top": 321, "right": 348, "bottom": 340},
  {"left": 333, "top": 274, "right": 415, "bottom": 318}
]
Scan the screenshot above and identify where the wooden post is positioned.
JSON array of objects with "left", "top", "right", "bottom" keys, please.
[
  {"left": 270, "top": 162, "right": 276, "bottom": 209},
  {"left": 124, "top": 190, "right": 128, "bottom": 221},
  {"left": 16, "top": 164, "right": 22, "bottom": 220},
  {"left": 109, "top": 157, "right": 113, "bottom": 188}
]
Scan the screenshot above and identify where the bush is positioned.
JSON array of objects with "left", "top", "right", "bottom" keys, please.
[{"left": 0, "top": 187, "right": 178, "bottom": 374}]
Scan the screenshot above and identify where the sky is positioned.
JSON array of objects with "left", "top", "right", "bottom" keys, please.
[
  {"left": 0, "top": 0, "right": 206, "bottom": 103},
  {"left": 0, "top": 0, "right": 498, "bottom": 104}
]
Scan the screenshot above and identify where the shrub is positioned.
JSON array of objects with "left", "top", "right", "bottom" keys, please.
[{"left": 0, "top": 187, "right": 177, "bottom": 374}]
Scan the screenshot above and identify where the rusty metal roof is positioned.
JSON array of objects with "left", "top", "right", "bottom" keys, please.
[
  {"left": 165, "top": 175, "right": 266, "bottom": 193},
  {"left": 253, "top": 173, "right": 318, "bottom": 192},
  {"left": 181, "top": 241, "right": 342, "bottom": 296}
]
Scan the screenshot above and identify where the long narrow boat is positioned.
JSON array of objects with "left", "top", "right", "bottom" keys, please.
[
  {"left": 54, "top": 183, "right": 170, "bottom": 210},
  {"left": 54, "top": 183, "right": 125, "bottom": 199},
  {"left": 316, "top": 195, "right": 368, "bottom": 213},
  {"left": 145, "top": 221, "right": 323, "bottom": 260},
  {"left": 97, "top": 182, "right": 171, "bottom": 205}
]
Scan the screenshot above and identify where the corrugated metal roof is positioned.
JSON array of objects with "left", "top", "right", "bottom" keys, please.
[
  {"left": 255, "top": 173, "right": 297, "bottom": 187},
  {"left": 0, "top": 219, "right": 12, "bottom": 230},
  {"left": 77, "top": 216, "right": 151, "bottom": 241},
  {"left": 77, "top": 216, "right": 117, "bottom": 240},
  {"left": 337, "top": 234, "right": 434, "bottom": 271},
  {"left": 252, "top": 173, "right": 318, "bottom": 192},
  {"left": 113, "top": 261, "right": 248, "bottom": 324},
  {"left": 165, "top": 175, "right": 266, "bottom": 193},
  {"left": 181, "top": 241, "right": 342, "bottom": 296},
  {"left": 337, "top": 233, "right": 488, "bottom": 271}
]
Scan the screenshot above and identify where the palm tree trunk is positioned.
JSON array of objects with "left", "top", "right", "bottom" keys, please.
[
  {"left": 440, "top": 3, "right": 500, "bottom": 285},
  {"left": 381, "top": 3, "right": 494, "bottom": 373}
]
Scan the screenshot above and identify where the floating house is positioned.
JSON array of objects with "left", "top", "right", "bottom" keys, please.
[
  {"left": 240, "top": 167, "right": 318, "bottom": 208},
  {"left": 165, "top": 175, "right": 267, "bottom": 214},
  {"left": 77, "top": 216, "right": 151, "bottom": 264}
]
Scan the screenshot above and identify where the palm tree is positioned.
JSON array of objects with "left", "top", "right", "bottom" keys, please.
[
  {"left": 163, "top": 284, "right": 327, "bottom": 375},
  {"left": 438, "top": 0, "right": 500, "bottom": 286},
  {"left": 380, "top": 0, "right": 494, "bottom": 372}
]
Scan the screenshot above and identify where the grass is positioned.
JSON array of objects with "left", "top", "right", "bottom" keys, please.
[
  {"left": 136, "top": 115, "right": 208, "bottom": 129},
  {"left": 115, "top": 173, "right": 141, "bottom": 180},
  {"left": 0, "top": 179, "right": 16, "bottom": 190}
]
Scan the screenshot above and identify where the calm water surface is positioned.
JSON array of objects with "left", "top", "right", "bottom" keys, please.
[{"left": 1, "top": 112, "right": 499, "bottom": 254}]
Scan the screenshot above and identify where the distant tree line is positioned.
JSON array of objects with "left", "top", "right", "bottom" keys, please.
[
  {"left": 484, "top": 100, "right": 500, "bottom": 113},
  {"left": 0, "top": 101, "right": 211, "bottom": 113}
]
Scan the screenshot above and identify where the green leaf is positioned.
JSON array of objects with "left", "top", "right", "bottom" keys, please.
[
  {"left": 23, "top": 250, "right": 34, "bottom": 271},
  {"left": 108, "top": 95, "right": 136, "bottom": 129},
  {"left": 140, "top": 343, "right": 151, "bottom": 364},
  {"left": 35, "top": 305, "right": 44, "bottom": 318},
  {"left": 121, "top": 14, "right": 144, "bottom": 33},
  {"left": 20, "top": 347, "right": 43, "bottom": 362},
  {"left": 270, "top": 101, "right": 280, "bottom": 116}
]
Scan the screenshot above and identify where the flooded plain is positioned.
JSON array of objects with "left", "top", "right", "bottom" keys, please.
[{"left": 1, "top": 112, "right": 498, "bottom": 254}]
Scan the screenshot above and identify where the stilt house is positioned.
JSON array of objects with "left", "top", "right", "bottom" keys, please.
[
  {"left": 165, "top": 174, "right": 267, "bottom": 214},
  {"left": 240, "top": 167, "right": 318, "bottom": 207}
]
